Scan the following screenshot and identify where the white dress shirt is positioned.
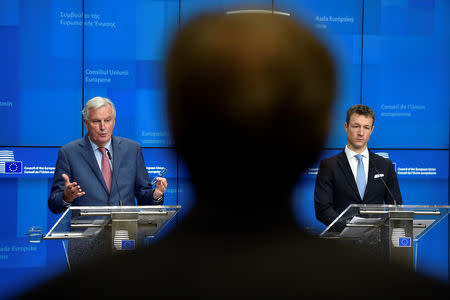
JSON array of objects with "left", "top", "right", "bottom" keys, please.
[{"left": 344, "top": 145, "right": 369, "bottom": 185}]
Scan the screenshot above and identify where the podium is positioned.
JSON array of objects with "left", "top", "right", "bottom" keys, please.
[
  {"left": 43, "top": 205, "right": 181, "bottom": 269},
  {"left": 320, "top": 204, "right": 449, "bottom": 269}
]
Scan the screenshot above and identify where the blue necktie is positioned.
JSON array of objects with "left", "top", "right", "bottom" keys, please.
[{"left": 355, "top": 154, "right": 366, "bottom": 199}]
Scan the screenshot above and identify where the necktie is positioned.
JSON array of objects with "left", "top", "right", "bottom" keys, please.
[
  {"left": 355, "top": 154, "right": 366, "bottom": 199},
  {"left": 99, "top": 147, "right": 112, "bottom": 193}
]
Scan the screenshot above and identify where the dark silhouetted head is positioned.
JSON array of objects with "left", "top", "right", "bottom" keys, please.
[{"left": 166, "top": 13, "right": 336, "bottom": 209}]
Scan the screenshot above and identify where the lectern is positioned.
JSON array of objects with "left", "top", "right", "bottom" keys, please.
[
  {"left": 43, "top": 205, "right": 181, "bottom": 269},
  {"left": 320, "top": 204, "right": 449, "bottom": 269}
]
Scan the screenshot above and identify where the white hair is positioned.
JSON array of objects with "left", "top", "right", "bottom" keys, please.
[{"left": 82, "top": 97, "right": 116, "bottom": 121}]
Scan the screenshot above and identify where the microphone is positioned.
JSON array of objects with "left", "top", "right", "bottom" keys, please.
[
  {"left": 106, "top": 149, "right": 123, "bottom": 206},
  {"left": 369, "top": 159, "right": 398, "bottom": 206}
]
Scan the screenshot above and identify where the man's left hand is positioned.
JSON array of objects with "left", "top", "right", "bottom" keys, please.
[{"left": 153, "top": 177, "right": 167, "bottom": 199}]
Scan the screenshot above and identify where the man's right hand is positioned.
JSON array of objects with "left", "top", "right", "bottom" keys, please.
[{"left": 62, "top": 173, "right": 85, "bottom": 203}]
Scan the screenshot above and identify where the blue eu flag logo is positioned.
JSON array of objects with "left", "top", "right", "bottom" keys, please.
[
  {"left": 121, "top": 240, "right": 135, "bottom": 250},
  {"left": 5, "top": 161, "right": 22, "bottom": 174},
  {"left": 398, "top": 237, "right": 411, "bottom": 247}
]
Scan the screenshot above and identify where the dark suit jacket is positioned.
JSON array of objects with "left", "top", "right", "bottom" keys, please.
[
  {"left": 314, "top": 150, "right": 402, "bottom": 226},
  {"left": 48, "top": 135, "right": 162, "bottom": 214}
]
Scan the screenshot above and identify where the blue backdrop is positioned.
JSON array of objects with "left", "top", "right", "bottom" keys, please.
[{"left": 0, "top": 0, "right": 448, "bottom": 298}]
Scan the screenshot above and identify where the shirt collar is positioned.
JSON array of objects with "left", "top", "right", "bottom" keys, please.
[
  {"left": 345, "top": 145, "right": 369, "bottom": 160},
  {"left": 88, "top": 136, "right": 112, "bottom": 153}
]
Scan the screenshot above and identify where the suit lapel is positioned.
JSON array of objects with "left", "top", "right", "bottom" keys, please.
[
  {"left": 79, "top": 135, "right": 109, "bottom": 194},
  {"left": 336, "top": 151, "right": 363, "bottom": 202},
  {"left": 364, "top": 151, "right": 378, "bottom": 199},
  {"left": 111, "top": 136, "right": 122, "bottom": 181}
]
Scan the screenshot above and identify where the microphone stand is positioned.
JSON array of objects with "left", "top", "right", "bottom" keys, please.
[{"left": 107, "top": 150, "right": 123, "bottom": 206}]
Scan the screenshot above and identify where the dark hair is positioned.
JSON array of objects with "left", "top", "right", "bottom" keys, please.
[
  {"left": 166, "top": 13, "right": 336, "bottom": 191},
  {"left": 346, "top": 104, "right": 375, "bottom": 126}
]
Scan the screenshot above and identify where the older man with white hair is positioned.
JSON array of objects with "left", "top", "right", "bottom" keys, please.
[
  {"left": 48, "top": 97, "right": 167, "bottom": 267},
  {"left": 49, "top": 96, "right": 166, "bottom": 213}
]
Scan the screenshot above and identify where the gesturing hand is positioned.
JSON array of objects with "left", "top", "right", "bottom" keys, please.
[
  {"left": 62, "top": 173, "right": 85, "bottom": 203},
  {"left": 153, "top": 177, "right": 168, "bottom": 200}
]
